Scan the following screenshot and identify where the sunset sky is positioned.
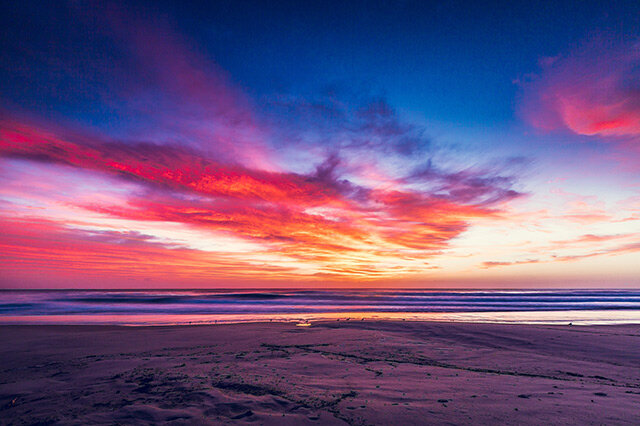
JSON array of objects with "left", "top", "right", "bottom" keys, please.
[{"left": 1, "top": 0, "right": 639, "bottom": 288}]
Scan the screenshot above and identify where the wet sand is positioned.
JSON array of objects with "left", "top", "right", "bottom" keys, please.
[{"left": 1, "top": 321, "right": 639, "bottom": 425}]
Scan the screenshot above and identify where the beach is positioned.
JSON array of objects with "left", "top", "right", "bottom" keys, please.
[{"left": 1, "top": 321, "right": 639, "bottom": 425}]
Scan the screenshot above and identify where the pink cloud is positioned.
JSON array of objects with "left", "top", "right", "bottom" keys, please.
[
  {"left": 63, "top": 3, "right": 276, "bottom": 171},
  {"left": 520, "top": 39, "right": 640, "bottom": 140}
]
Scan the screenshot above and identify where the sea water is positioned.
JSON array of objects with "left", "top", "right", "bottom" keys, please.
[{"left": 1, "top": 289, "right": 639, "bottom": 325}]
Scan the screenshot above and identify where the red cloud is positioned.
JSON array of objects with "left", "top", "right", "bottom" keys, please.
[
  {"left": 0, "top": 119, "right": 345, "bottom": 207},
  {"left": 0, "top": 115, "right": 518, "bottom": 281}
]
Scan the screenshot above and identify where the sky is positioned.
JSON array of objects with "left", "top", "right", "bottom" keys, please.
[{"left": 0, "top": 0, "right": 639, "bottom": 288}]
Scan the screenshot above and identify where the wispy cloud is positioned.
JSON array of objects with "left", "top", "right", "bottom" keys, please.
[
  {"left": 481, "top": 259, "right": 541, "bottom": 269},
  {"left": 0, "top": 4, "right": 527, "bottom": 285},
  {"left": 519, "top": 38, "right": 640, "bottom": 169},
  {"left": 0, "top": 111, "right": 519, "bottom": 281},
  {"left": 480, "top": 232, "right": 640, "bottom": 269}
]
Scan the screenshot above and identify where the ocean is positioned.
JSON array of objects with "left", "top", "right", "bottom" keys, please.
[{"left": 1, "top": 289, "right": 640, "bottom": 326}]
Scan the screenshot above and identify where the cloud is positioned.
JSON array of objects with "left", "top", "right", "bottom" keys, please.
[
  {"left": 0, "top": 5, "right": 526, "bottom": 284},
  {"left": 481, "top": 259, "right": 540, "bottom": 269},
  {"left": 9, "top": 2, "right": 275, "bottom": 170},
  {"left": 0, "top": 217, "right": 301, "bottom": 287},
  {"left": 520, "top": 38, "right": 640, "bottom": 140},
  {"left": 0, "top": 114, "right": 521, "bottom": 279},
  {"left": 480, "top": 232, "right": 640, "bottom": 269},
  {"left": 551, "top": 239, "right": 640, "bottom": 262},
  {"left": 0, "top": 118, "right": 345, "bottom": 206},
  {"left": 405, "top": 161, "right": 523, "bottom": 205},
  {"left": 551, "top": 233, "right": 628, "bottom": 246},
  {"left": 263, "top": 92, "right": 432, "bottom": 158}
]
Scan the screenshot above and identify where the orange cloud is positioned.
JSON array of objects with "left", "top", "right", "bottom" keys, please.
[
  {"left": 0, "top": 217, "right": 303, "bottom": 287},
  {"left": 0, "top": 115, "right": 521, "bottom": 284}
]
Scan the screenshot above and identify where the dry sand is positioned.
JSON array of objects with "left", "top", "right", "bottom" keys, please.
[{"left": 0, "top": 321, "right": 639, "bottom": 425}]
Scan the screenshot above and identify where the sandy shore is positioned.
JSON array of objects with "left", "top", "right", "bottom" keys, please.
[{"left": 1, "top": 321, "right": 639, "bottom": 425}]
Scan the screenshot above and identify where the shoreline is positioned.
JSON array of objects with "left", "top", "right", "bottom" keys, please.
[{"left": 2, "top": 308, "right": 640, "bottom": 327}]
